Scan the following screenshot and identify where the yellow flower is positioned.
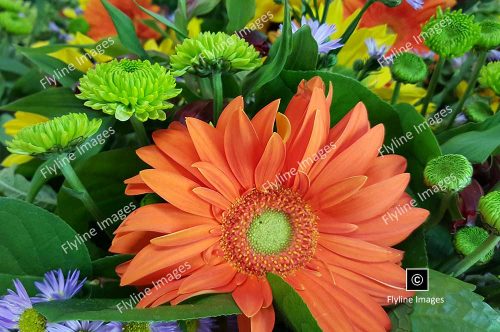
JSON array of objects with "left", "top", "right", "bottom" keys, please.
[
  {"left": 32, "top": 33, "right": 112, "bottom": 72},
  {"left": 324, "top": 0, "right": 396, "bottom": 68},
  {"left": 144, "top": 17, "right": 203, "bottom": 56},
  {"left": 363, "top": 67, "right": 436, "bottom": 114},
  {"left": 252, "top": 0, "right": 302, "bottom": 24},
  {"left": 2, "top": 112, "right": 49, "bottom": 167}
]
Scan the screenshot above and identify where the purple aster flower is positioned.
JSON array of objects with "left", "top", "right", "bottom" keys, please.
[
  {"left": 290, "top": 17, "right": 343, "bottom": 54},
  {"left": 451, "top": 54, "right": 469, "bottom": 70},
  {"left": 32, "top": 269, "right": 86, "bottom": 303},
  {"left": 151, "top": 321, "right": 181, "bottom": 332},
  {"left": 488, "top": 50, "right": 500, "bottom": 61},
  {"left": 364, "top": 38, "right": 389, "bottom": 58},
  {"left": 0, "top": 280, "right": 34, "bottom": 330},
  {"left": 197, "top": 318, "right": 217, "bottom": 332},
  {"left": 406, "top": 0, "right": 424, "bottom": 10},
  {"left": 47, "top": 320, "right": 111, "bottom": 332}
]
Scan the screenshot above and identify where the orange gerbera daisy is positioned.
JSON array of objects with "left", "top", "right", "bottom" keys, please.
[
  {"left": 111, "top": 77, "right": 429, "bottom": 331},
  {"left": 343, "top": 0, "right": 456, "bottom": 53},
  {"left": 84, "top": 0, "right": 160, "bottom": 40}
]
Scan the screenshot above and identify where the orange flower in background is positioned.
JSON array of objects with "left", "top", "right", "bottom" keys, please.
[
  {"left": 111, "top": 77, "right": 428, "bottom": 331},
  {"left": 84, "top": 0, "right": 160, "bottom": 40},
  {"left": 343, "top": 0, "right": 456, "bottom": 52}
]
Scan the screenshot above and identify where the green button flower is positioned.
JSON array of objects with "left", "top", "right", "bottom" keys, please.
[
  {"left": 479, "top": 61, "right": 500, "bottom": 95},
  {"left": 454, "top": 226, "right": 494, "bottom": 264},
  {"left": 6, "top": 113, "right": 102, "bottom": 158},
  {"left": 422, "top": 8, "right": 480, "bottom": 58},
  {"left": 77, "top": 59, "right": 181, "bottom": 122},
  {"left": 479, "top": 191, "right": 500, "bottom": 234},
  {"left": 390, "top": 52, "right": 427, "bottom": 84},
  {"left": 170, "top": 32, "right": 262, "bottom": 77},
  {"left": 476, "top": 20, "right": 500, "bottom": 51},
  {"left": 0, "top": 11, "right": 33, "bottom": 35},
  {"left": 423, "top": 154, "right": 473, "bottom": 192}
]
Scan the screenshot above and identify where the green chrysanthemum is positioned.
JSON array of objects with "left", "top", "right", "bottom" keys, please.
[
  {"left": 0, "top": 0, "right": 25, "bottom": 12},
  {"left": 170, "top": 32, "right": 262, "bottom": 77},
  {"left": 390, "top": 52, "right": 427, "bottom": 84},
  {"left": 423, "top": 154, "right": 473, "bottom": 192},
  {"left": 6, "top": 113, "right": 102, "bottom": 157},
  {"left": 0, "top": 11, "right": 33, "bottom": 35},
  {"left": 77, "top": 59, "right": 181, "bottom": 122},
  {"left": 454, "top": 227, "right": 494, "bottom": 264},
  {"left": 464, "top": 101, "right": 493, "bottom": 123},
  {"left": 476, "top": 20, "right": 500, "bottom": 50},
  {"left": 478, "top": 191, "right": 500, "bottom": 234},
  {"left": 124, "top": 322, "right": 150, "bottom": 332},
  {"left": 422, "top": 8, "right": 480, "bottom": 58},
  {"left": 478, "top": 61, "right": 500, "bottom": 95},
  {"left": 18, "top": 308, "right": 46, "bottom": 332}
]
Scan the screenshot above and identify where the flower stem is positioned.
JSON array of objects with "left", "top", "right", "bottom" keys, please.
[
  {"left": 211, "top": 72, "right": 224, "bottom": 124},
  {"left": 422, "top": 57, "right": 445, "bottom": 116},
  {"left": 334, "top": 0, "right": 376, "bottom": 53},
  {"left": 449, "top": 233, "right": 500, "bottom": 277},
  {"left": 445, "top": 50, "right": 488, "bottom": 128},
  {"left": 391, "top": 81, "right": 402, "bottom": 105},
  {"left": 199, "top": 77, "right": 213, "bottom": 99},
  {"left": 130, "top": 117, "right": 150, "bottom": 146},
  {"left": 427, "top": 192, "right": 452, "bottom": 227},
  {"left": 60, "top": 161, "right": 103, "bottom": 221},
  {"left": 321, "top": 0, "right": 332, "bottom": 23}
]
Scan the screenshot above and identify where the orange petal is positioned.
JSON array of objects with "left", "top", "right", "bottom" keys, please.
[
  {"left": 251, "top": 99, "right": 280, "bottom": 144},
  {"left": 217, "top": 96, "right": 244, "bottom": 132},
  {"left": 318, "top": 220, "right": 358, "bottom": 234},
  {"left": 320, "top": 235, "right": 402, "bottom": 263},
  {"left": 179, "top": 263, "right": 236, "bottom": 294},
  {"left": 310, "top": 175, "right": 367, "bottom": 209},
  {"left": 276, "top": 112, "right": 291, "bottom": 143},
  {"left": 151, "top": 224, "right": 219, "bottom": 247},
  {"left": 224, "top": 109, "right": 261, "bottom": 189},
  {"left": 250, "top": 306, "right": 275, "bottom": 332},
  {"left": 232, "top": 276, "right": 265, "bottom": 317},
  {"left": 365, "top": 155, "right": 407, "bottom": 186},
  {"left": 192, "top": 187, "right": 231, "bottom": 210},
  {"left": 254, "top": 133, "right": 286, "bottom": 190},
  {"left": 124, "top": 174, "right": 153, "bottom": 195},
  {"left": 140, "top": 169, "right": 213, "bottom": 218},
  {"left": 192, "top": 161, "right": 241, "bottom": 201},
  {"left": 324, "top": 173, "right": 410, "bottom": 223}
]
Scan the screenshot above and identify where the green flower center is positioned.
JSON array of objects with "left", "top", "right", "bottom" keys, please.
[
  {"left": 423, "top": 154, "right": 473, "bottom": 192},
  {"left": 119, "top": 60, "right": 142, "bottom": 73},
  {"left": 248, "top": 210, "right": 293, "bottom": 254},
  {"left": 454, "top": 227, "right": 493, "bottom": 264},
  {"left": 124, "top": 322, "right": 150, "bottom": 332},
  {"left": 18, "top": 308, "right": 46, "bottom": 332}
]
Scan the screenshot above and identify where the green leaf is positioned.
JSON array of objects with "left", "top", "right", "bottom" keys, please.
[
  {"left": 267, "top": 274, "right": 321, "bottom": 332},
  {"left": 396, "top": 227, "right": 428, "bottom": 268},
  {"left": 437, "top": 111, "right": 500, "bottom": 143},
  {"left": 92, "top": 255, "right": 132, "bottom": 279},
  {"left": 34, "top": 295, "right": 241, "bottom": 322},
  {"left": 17, "top": 47, "right": 84, "bottom": 87},
  {"left": 0, "top": 198, "right": 92, "bottom": 277},
  {"left": 225, "top": 0, "right": 256, "bottom": 32},
  {"left": 190, "top": 0, "right": 221, "bottom": 16},
  {"left": 174, "top": 0, "right": 189, "bottom": 39},
  {"left": 0, "top": 58, "right": 30, "bottom": 75},
  {"left": 390, "top": 270, "right": 500, "bottom": 331},
  {"left": 0, "top": 167, "right": 57, "bottom": 210},
  {"left": 242, "top": 0, "right": 292, "bottom": 96},
  {"left": 440, "top": 113, "right": 500, "bottom": 163},
  {"left": 1, "top": 88, "right": 96, "bottom": 118},
  {"left": 285, "top": 25, "right": 318, "bottom": 71},
  {"left": 134, "top": 0, "right": 187, "bottom": 39},
  {"left": 0, "top": 273, "right": 42, "bottom": 295},
  {"left": 101, "top": 0, "right": 148, "bottom": 58},
  {"left": 57, "top": 148, "right": 145, "bottom": 234}
]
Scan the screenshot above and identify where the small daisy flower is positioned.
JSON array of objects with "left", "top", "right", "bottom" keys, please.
[
  {"left": 291, "top": 17, "right": 342, "bottom": 54},
  {"left": 0, "top": 280, "right": 45, "bottom": 331},
  {"left": 364, "top": 37, "right": 388, "bottom": 59},
  {"left": 32, "top": 269, "right": 86, "bottom": 303},
  {"left": 47, "top": 320, "right": 110, "bottom": 332},
  {"left": 406, "top": 0, "right": 424, "bottom": 10}
]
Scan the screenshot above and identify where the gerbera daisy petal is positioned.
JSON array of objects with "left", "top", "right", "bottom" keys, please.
[
  {"left": 313, "top": 175, "right": 368, "bottom": 209},
  {"left": 216, "top": 96, "right": 244, "bottom": 132},
  {"left": 140, "top": 170, "right": 213, "bottom": 217},
  {"left": 192, "top": 187, "right": 231, "bottom": 210},
  {"left": 254, "top": 133, "right": 286, "bottom": 189},
  {"left": 232, "top": 277, "right": 265, "bottom": 317},
  {"left": 364, "top": 155, "right": 408, "bottom": 186},
  {"left": 179, "top": 263, "right": 237, "bottom": 294},
  {"left": 192, "top": 162, "right": 241, "bottom": 201},
  {"left": 251, "top": 100, "right": 280, "bottom": 144},
  {"left": 151, "top": 224, "right": 219, "bottom": 247}
]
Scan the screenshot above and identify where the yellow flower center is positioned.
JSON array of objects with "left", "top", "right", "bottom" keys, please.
[{"left": 220, "top": 188, "right": 318, "bottom": 277}]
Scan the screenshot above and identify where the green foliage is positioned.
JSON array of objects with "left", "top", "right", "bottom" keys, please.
[{"left": 225, "top": 0, "right": 255, "bottom": 32}]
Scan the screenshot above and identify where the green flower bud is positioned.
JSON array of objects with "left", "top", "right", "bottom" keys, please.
[
  {"left": 0, "top": 11, "right": 33, "bottom": 35},
  {"left": 478, "top": 61, "right": 500, "bottom": 95},
  {"left": 124, "top": 322, "right": 150, "bottom": 332},
  {"left": 0, "top": 0, "right": 26, "bottom": 12},
  {"left": 390, "top": 52, "right": 427, "bottom": 84},
  {"left": 423, "top": 154, "right": 473, "bottom": 192},
  {"left": 170, "top": 32, "right": 262, "bottom": 77},
  {"left": 377, "top": 0, "right": 402, "bottom": 7},
  {"left": 78, "top": 59, "right": 181, "bottom": 122},
  {"left": 422, "top": 8, "right": 480, "bottom": 58},
  {"left": 454, "top": 226, "right": 494, "bottom": 264},
  {"left": 18, "top": 308, "right": 46, "bottom": 332},
  {"left": 476, "top": 20, "right": 500, "bottom": 51},
  {"left": 68, "top": 17, "right": 90, "bottom": 34},
  {"left": 6, "top": 113, "right": 102, "bottom": 158},
  {"left": 478, "top": 191, "right": 500, "bottom": 234},
  {"left": 464, "top": 101, "right": 492, "bottom": 123}
]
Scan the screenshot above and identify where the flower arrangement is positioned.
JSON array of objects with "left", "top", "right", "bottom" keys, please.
[{"left": 0, "top": 0, "right": 499, "bottom": 331}]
